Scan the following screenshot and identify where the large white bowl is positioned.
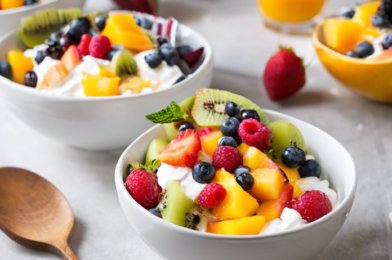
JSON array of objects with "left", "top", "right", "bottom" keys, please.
[
  {"left": 0, "top": 0, "right": 86, "bottom": 37},
  {"left": 115, "top": 109, "right": 357, "bottom": 260},
  {"left": 0, "top": 22, "right": 213, "bottom": 150}
]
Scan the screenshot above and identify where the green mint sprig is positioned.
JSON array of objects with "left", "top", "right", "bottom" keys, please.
[{"left": 145, "top": 101, "right": 186, "bottom": 124}]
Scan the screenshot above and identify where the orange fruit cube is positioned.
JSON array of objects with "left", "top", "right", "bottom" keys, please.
[
  {"left": 243, "top": 147, "right": 280, "bottom": 172},
  {"left": 7, "top": 50, "right": 34, "bottom": 85},
  {"left": 353, "top": 1, "right": 381, "bottom": 27},
  {"left": 81, "top": 74, "right": 121, "bottom": 96},
  {"left": 237, "top": 142, "right": 250, "bottom": 156},
  {"left": 276, "top": 163, "right": 300, "bottom": 183},
  {"left": 201, "top": 129, "right": 223, "bottom": 158},
  {"left": 249, "top": 168, "right": 285, "bottom": 202},
  {"left": 37, "top": 62, "right": 68, "bottom": 90},
  {"left": 99, "top": 67, "right": 117, "bottom": 78},
  {"left": 207, "top": 216, "right": 266, "bottom": 235}
]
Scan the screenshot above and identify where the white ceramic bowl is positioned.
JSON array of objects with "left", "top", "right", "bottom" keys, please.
[
  {"left": 115, "top": 109, "right": 357, "bottom": 260},
  {"left": 0, "top": 0, "right": 86, "bottom": 37},
  {"left": 0, "top": 22, "right": 213, "bottom": 151}
]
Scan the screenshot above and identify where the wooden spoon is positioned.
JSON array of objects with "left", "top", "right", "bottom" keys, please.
[{"left": 0, "top": 167, "right": 79, "bottom": 260}]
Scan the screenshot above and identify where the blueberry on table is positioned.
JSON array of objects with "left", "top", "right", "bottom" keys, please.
[
  {"left": 225, "top": 101, "right": 240, "bottom": 117},
  {"left": 235, "top": 171, "right": 254, "bottom": 191},
  {"left": 67, "top": 17, "right": 91, "bottom": 41},
  {"left": 159, "top": 43, "right": 180, "bottom": 66},
  {"left": 346, "top": 51, "right": 359, "bottom": 58},
  {"left": 95, "top": 14, "right": 108, "bottom": 31},
  {"left": 145, "top": 53, "right": 162, "bottom": 69},
  {"left": 298, "top": 159, "right": 321, "bottom": 178},
  {"left": 192, "top": 162, "right": 216, "bottom": 184},
  {"left": 140, "top": 17, "right": 153, "bottom": 30},
  {"left": 218, "top": 136, "right": 237, "bottom": 148},
  {"left": 25, "top": 71, "right": 37, "bottom": 88},
  {"left": 173, "top": 75, "right": 186, "bottom": 85},
  {"left": 240, "top": 109, "right": 260, "bottom": 122},
  {"left": 45, "top": 41, "right": 64, "bottom": 60},
  {"left": 281, "top": 145, "right": 306, "bottom": 168},
  {"left": 148, "top": 208, "right": 162, "bottom": 218},
  {"left": 372, "top": 14, "right": 390, "bottom": 28},
  {"left": 157, "top": 37, "right": 168, "bottom": 46},
  {"left": 178, "top": 122, "right": 194, "bottom": 132},
  {"left": 0, "top": 60, "right": 12, "bottom": 79},
  {"left": 355, "top": 41, "right": 374, "bottom": 58},
  {"left": 220, "top": 117, "right": 240, "bottom": 137},
  {"left": 177, "top": 45, "right": 193, "bottom": 58},
  {"left": 382, "top": 34, "right": 392, "bottom": 50}
]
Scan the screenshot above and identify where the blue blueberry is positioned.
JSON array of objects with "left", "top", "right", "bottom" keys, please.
[
  {"left": 178, "top": 122, "right": 194, "bottom": 132},
  {"left": 220, "top": 117, "right": 240, "bottom": 137},
  {"left": 218, "top": 136, "right": 237, "bottom": 148},
  {"left": 67, "top": 17, "right": 91, "bottom": 41},
  {"left": 145, "top": 53, "right": 162, "bottom": 68},
  {"left": 25, "top": 71, "right": 37, "bottom": 88},
  {"left": 59, "top": 35, "right": 74, "bottom": 49},
  {"left": 372, "top": 14, "right": 390, "bottom": 28},
  {"left": 45, "top": 41, "right": 63, "bottom": 60},
  {"left": 346, "top": 51, "right": 359, "bottom": 58},
  {"left": 192, "top": 162, "right": 216, "bottom": 184},
  {"left": 49, "top": 31, "right": 62, "bottom": 43},
  {"left": 233, "top": 166, "right": 250, "bottom": 178},
  {"left": 35, "top": 51, "right": 46, "bottom": 65},
  {"left": 235, "top": 171, "right": 254, "bottom": 191},
  {"left": 298, "top": 160, "right": 321, "bottom": 178},
  {"left": 281, "top": 146, "right": 306, "bottom": 168},
  {"left": 105, "top": 48, "right": 118, "bottom": 61},
  {"left": 341, "top": 10, "right": 355, "bottom": 19},
  {"left": 149, "top": 208, "right": 162, "bottom": 218},
  {"left": 355, "top": 41, "right": 374, "bottom": 58},
  {"left": 88, "top": 28, "right": 100, "bottom": 37},
  {"left": 177, "top": 45, "right": 193, "bottom": 58},
  {"left": 382, "top": 34, "right": 392, "bottom": 50},
  {"left": 95, "top": 14, "right": 108, "bottom": 31},
  {"left": 157, "top": 37, "right": 168, "bottom": 46},
  {"left": 0, "top": 60, "right": 12, "bottom": 79},
  {"left": 240, "top": 109, "right": 260, "bottom": 122},
  {"left": 159, "top": 43, "right": 180, "bottom": 66},
  {"left": 173, "top": 75, "right": 186, "bottom": 85},
  {"left": 225, "top": 101, "right": 240, "bottom": 117},
  {"left": 140, "top": 17, "right": 153, "bottom": 29}
]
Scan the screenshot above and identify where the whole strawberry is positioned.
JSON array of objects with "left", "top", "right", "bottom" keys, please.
[{"left": 263, "top": 47, "right": 306, "bottom": 101}]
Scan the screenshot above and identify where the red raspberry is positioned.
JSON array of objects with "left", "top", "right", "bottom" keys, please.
[
  {"left": 288, "top": 190, "right": 332, "bottom": 223},
  {"left": 238, "top": 119, "right": 271, "bottom": 152},
  {"left": 198, "top": 183, "right": 226, "bottom": 208},
  {"left": 77, "top": 34, "right": 91, "bottom": 57},
  {"left": 199, "top": 127, "right": 215, "bottom": 137},
  {"left": 125, "top": 169, "right": 162, "bottom": 209},
  {"left": 89, "top": 35, "right": 111, "bottom": 59},
  {"left": 212, "top": 146, "right": 243, "bottom": 173}
]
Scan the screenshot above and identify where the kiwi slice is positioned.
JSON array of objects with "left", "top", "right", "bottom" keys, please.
[
  {"left": 19, "top": 8, "right": 83, "bottom": 48},
  {"left": 111, "top": 49, "right": 138, "bottom": 77},
  {"left": 143, "top": 29, "right": 157, "bottom": 45},
  {"left": 191, "top": 89, "right": 269, "bottom": 127},
  {"left": 268, "top": 120, "right": 308, "bottom": 163},
  {"left": 160, "top": 180, "right": 197, "bottom": 227},
  {"left": 145, "top": 139, "right": 170, "bottom": 163}
]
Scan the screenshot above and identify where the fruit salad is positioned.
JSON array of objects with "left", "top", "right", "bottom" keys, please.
[
  {"left": 323, "top": 1, "right": 392, "bottom": 61},
  {"left": 0, "top": 0, "right": 46, "bottom": 10},
  {"left": 124, "top": 89, "right": 338, "bottom": 236},
  {"left": 0, "top": 8, "right": 204, "bottom": 97}
]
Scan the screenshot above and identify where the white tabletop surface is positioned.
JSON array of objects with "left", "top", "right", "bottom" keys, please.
[{"left": 1, "top": 0, "right": 392, "bottom": 259}]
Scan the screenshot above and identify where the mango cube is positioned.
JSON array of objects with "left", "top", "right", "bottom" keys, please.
[
  {"left": 243, "top": 147, "right": 279, "bottom": 172},
  {"left": 237, "top": 142, "right": 250, "bottom": 156},
  {"left": 201, "top": 129, "right": 223, "bottom": 158},
  {"left": 7, "top": 50, "right": 34, "bottom": 85},
  {"left": 37, "top": 62, "right": 68, "bottom": 90},
  {"left": 353, "top": 1, "right": 380, "bottom": 27},
  {"left": 82, "top": 74, "right": 120, "bottom": 96},
  {"left": 249, "top": 168, "right": 285, "bottom": 202},
  {"left": 207, "top": 216, "right": 266, "bottom": 235},
  {"left": 276, "top": 163, "right": 300, "bottom": 183}
]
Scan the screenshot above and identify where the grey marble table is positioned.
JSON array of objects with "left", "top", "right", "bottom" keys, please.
[{"left": 1, "top": 0, "right": 391, "bottom": 259}]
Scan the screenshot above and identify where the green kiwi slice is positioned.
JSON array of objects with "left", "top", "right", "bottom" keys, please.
[
  {"left": 145, "top": 139, "right": 170, "bottom": 163},
  {"left": 18, "top": 8, "right": 83, "bottom": 48},
  {"left": 191, "top": 89, "right": 269, "bottom": 127},
  {"left": 268, "top": 120, "right": 308, "bottom": 163},
  {"left": 111, "top": 49, "right": 138, "bottom": 77},
  {"left": 160, "top": 180, "right": 197, "bottom": 227}
]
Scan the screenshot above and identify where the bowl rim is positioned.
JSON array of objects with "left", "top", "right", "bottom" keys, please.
[
  {"left": 313, "top": 18, "right": 392, "bottom": 65},
  {"left": 0, "top": 0, "right": 60, "bottom": 15},
  {"left": 0, "top": 14, "right": 213, "bottom": 102},
  {"left": 115, "top": 109, "right": 357, "bottom": 240}
]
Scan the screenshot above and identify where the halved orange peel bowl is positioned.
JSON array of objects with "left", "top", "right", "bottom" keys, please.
[{"left": 313, "top": 20, "right": 392, "bottom": 103}]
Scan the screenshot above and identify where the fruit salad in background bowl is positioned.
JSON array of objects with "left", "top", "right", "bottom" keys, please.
[
  {"left": 115, "top": 89, "right": 356, "bottom": 260},
  {"left": 0, "top": 8, "right": 213, "bottom": 150},
  {"left": 314, "top": 0, "right": 392, "bottom": 102}
]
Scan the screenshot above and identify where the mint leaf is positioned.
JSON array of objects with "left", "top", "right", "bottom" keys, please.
[{"left": 146, "top": 101, "right": 186, "bottom": 123}]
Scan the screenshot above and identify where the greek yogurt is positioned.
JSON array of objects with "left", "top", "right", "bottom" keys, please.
[
  {"left": 259, "top": 208, "right": 306, "bottom": 235},
  {"left": 296, "top": 177, "right": 338, "bottom": 208}
]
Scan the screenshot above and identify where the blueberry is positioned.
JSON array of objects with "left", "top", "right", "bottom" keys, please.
[
  {"left": 192, "top": 162, "right": 216, "bottom": 184},
  {"left": 95, "top": 14, "right": 108, "bottom": 31},
  {"left": 281, "top": 146, "right": 306, "bottom": 168},
  {"left": 105, "top": 48, "right": 118, "bottom": 61},
  {"left": 140, "top": 17, "right": 153, "bottom": 29},
  {"left": 225, "top": 101, "right": 240, "bottom": 117},
  {"left": 159, "top": 43, "right": 180, "bottom": 66},
  {"left": 235, "top": 171, "right": 254, "bottom": 191},
  {"left": 234, "top": 136, "right": 243, "bottom": 146},
  {"left": 341, "top": 10, "right": 355, "bottom": 19},
  {"left": 145, "top": 53, "right": 162, "bottom": 68},
  {"left": 59, "top": 35, "right": 74, "bottom": 50},
  {"left": 176, "top": 45, "right": 193, "bottom": 58},
  {"left": 355, "top": 41, "right": 374, "bottom": 58},
  {"left": 24, "top": 0, "right": 37, "bottom": 5},
  {"left": 372, "top": 14, "right": 390, "bottom": 28},
  {"left": 236, "top": 165, "right": 251, "bottom": 172},
  {"left": 298, "top": 159, "right": 321, "bottom": 178},
  {"left": 67, "top": 17, "right": 91, "bottom": 41},
  {"left": 233, "top": 166, "right": 250, "bottom": 178},
  {"left": 220, "top": 117, "right": 240, "bottom": 137},
  {"left": 89, "top": 28, "right": 100, "bottom": 37},
  {"left": 149, "top": 208, "right": 162, "bottom": 218},
  {"left": 0, "top": 60, "right": 12, "bottom": 79},
  {"left": 25, "top": 71, "right": 38, "bottom": 87},
  {"left": 34, "top": 51, "right": 45, "bottom": 65},
  {"left": 346, "top": 51, "right": 359, "bottom": 58},
  {"left": 49, "top": 31, "right": 62, "bottom": 43},
  {"left": 173, "top": 75, "right": 187, "bottom": 85},
  {"left": 218, "top": 136, "right": 237, "bottom": 148},
  {"left": 382, "top": 34, "right": 392, "bottom": 50},
  {"left": 45, "top": 41, "right": 64, "bottom": 60},
  {"left": 133, "top": 16, "right": 141, "bottom": 26},
  {"left": 178, "top": 122, "right": 194, "bottom": 132},
  {"left": 157, "top": 37, "right": 168, "bottom": 46},
  {"left": 240, "top": 109, "right": 260, "bottom": 122}
]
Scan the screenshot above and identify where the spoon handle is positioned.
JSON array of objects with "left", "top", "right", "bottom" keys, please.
[{"left": 59, "top": 244, "right": 79, "bottom": 260}]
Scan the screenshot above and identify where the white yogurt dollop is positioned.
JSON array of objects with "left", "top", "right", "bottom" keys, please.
[
  {"left": 260, "top": 208, "right": 306, "bottom": 235},
  {"left": 157, "top": 163, "right": 206, "bottom": 202},
  {"left": 296, "top": 177, "right": 338, "bottom": 208}
]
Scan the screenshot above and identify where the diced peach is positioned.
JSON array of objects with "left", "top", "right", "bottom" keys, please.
[
  {"left": 7, "top": 50, "right": 34, "bottom": 85},
  {"left": 207, "top": 216, "right": 266, "bottom": 235},
  {"left": 201, "top": 129, "right": 223, "bottom": 158},
  {"left": 237, "top": 142, "right": 250, "bottom": 156},
  {"left": 81, "top": 74, "right": 121, "bottom": 96},
  {"left": 37, "top": 62, "right": 68, "bottom": 90},
  {"left": 243, "top": 147, "right": 280, "bottom": 172},
  {"left": 276, "top": 163, "right": 300, "bottom": 182},
  {"left": 60, "top": 45, "right": 81, "bottom": 72},
  {"left": 249, "top": 168, "right": 285, "bottom": 202},
  {"left": 353, "top": 1, "right": 381, "bottom": 27},
  {"left": 212, "top": 169, "right": 259, "bottom": 220}
]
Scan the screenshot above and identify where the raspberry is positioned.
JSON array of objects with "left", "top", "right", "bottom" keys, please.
[
  {"left": 212, "top": 146, "right": 243, "bottom": 173},
  {"left": 288, "top": 190, "right": 332, "bottom": 223},
  {"left": 238, "top": 119, "right": 271, "bottom": 152},
  {"left": 198, "top": 183, "right": 226, "bottom": 208},
  {"left": 199, "top": 127, "right": 215, "bottom": 137},
  {"left": 89, "top": 35, "right": 111, "bottom": 59},
  {"left": 77, "top": 34, "right": 91, "bottom": 57},
  {"left": 125, "top": 169, "right": 162, "bottom": 209}
]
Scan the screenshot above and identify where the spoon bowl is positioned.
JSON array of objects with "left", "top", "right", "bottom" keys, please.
[{"left": 0, "top": 167, "right": 78, "bottom": 260}]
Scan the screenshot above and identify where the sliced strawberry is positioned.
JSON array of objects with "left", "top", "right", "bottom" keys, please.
[
  {"left": 158, "top": 129, "right": 201, "bottom": 168},
  {"left": 276, "top": 183, "right": 294, "bottom": 213}
]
